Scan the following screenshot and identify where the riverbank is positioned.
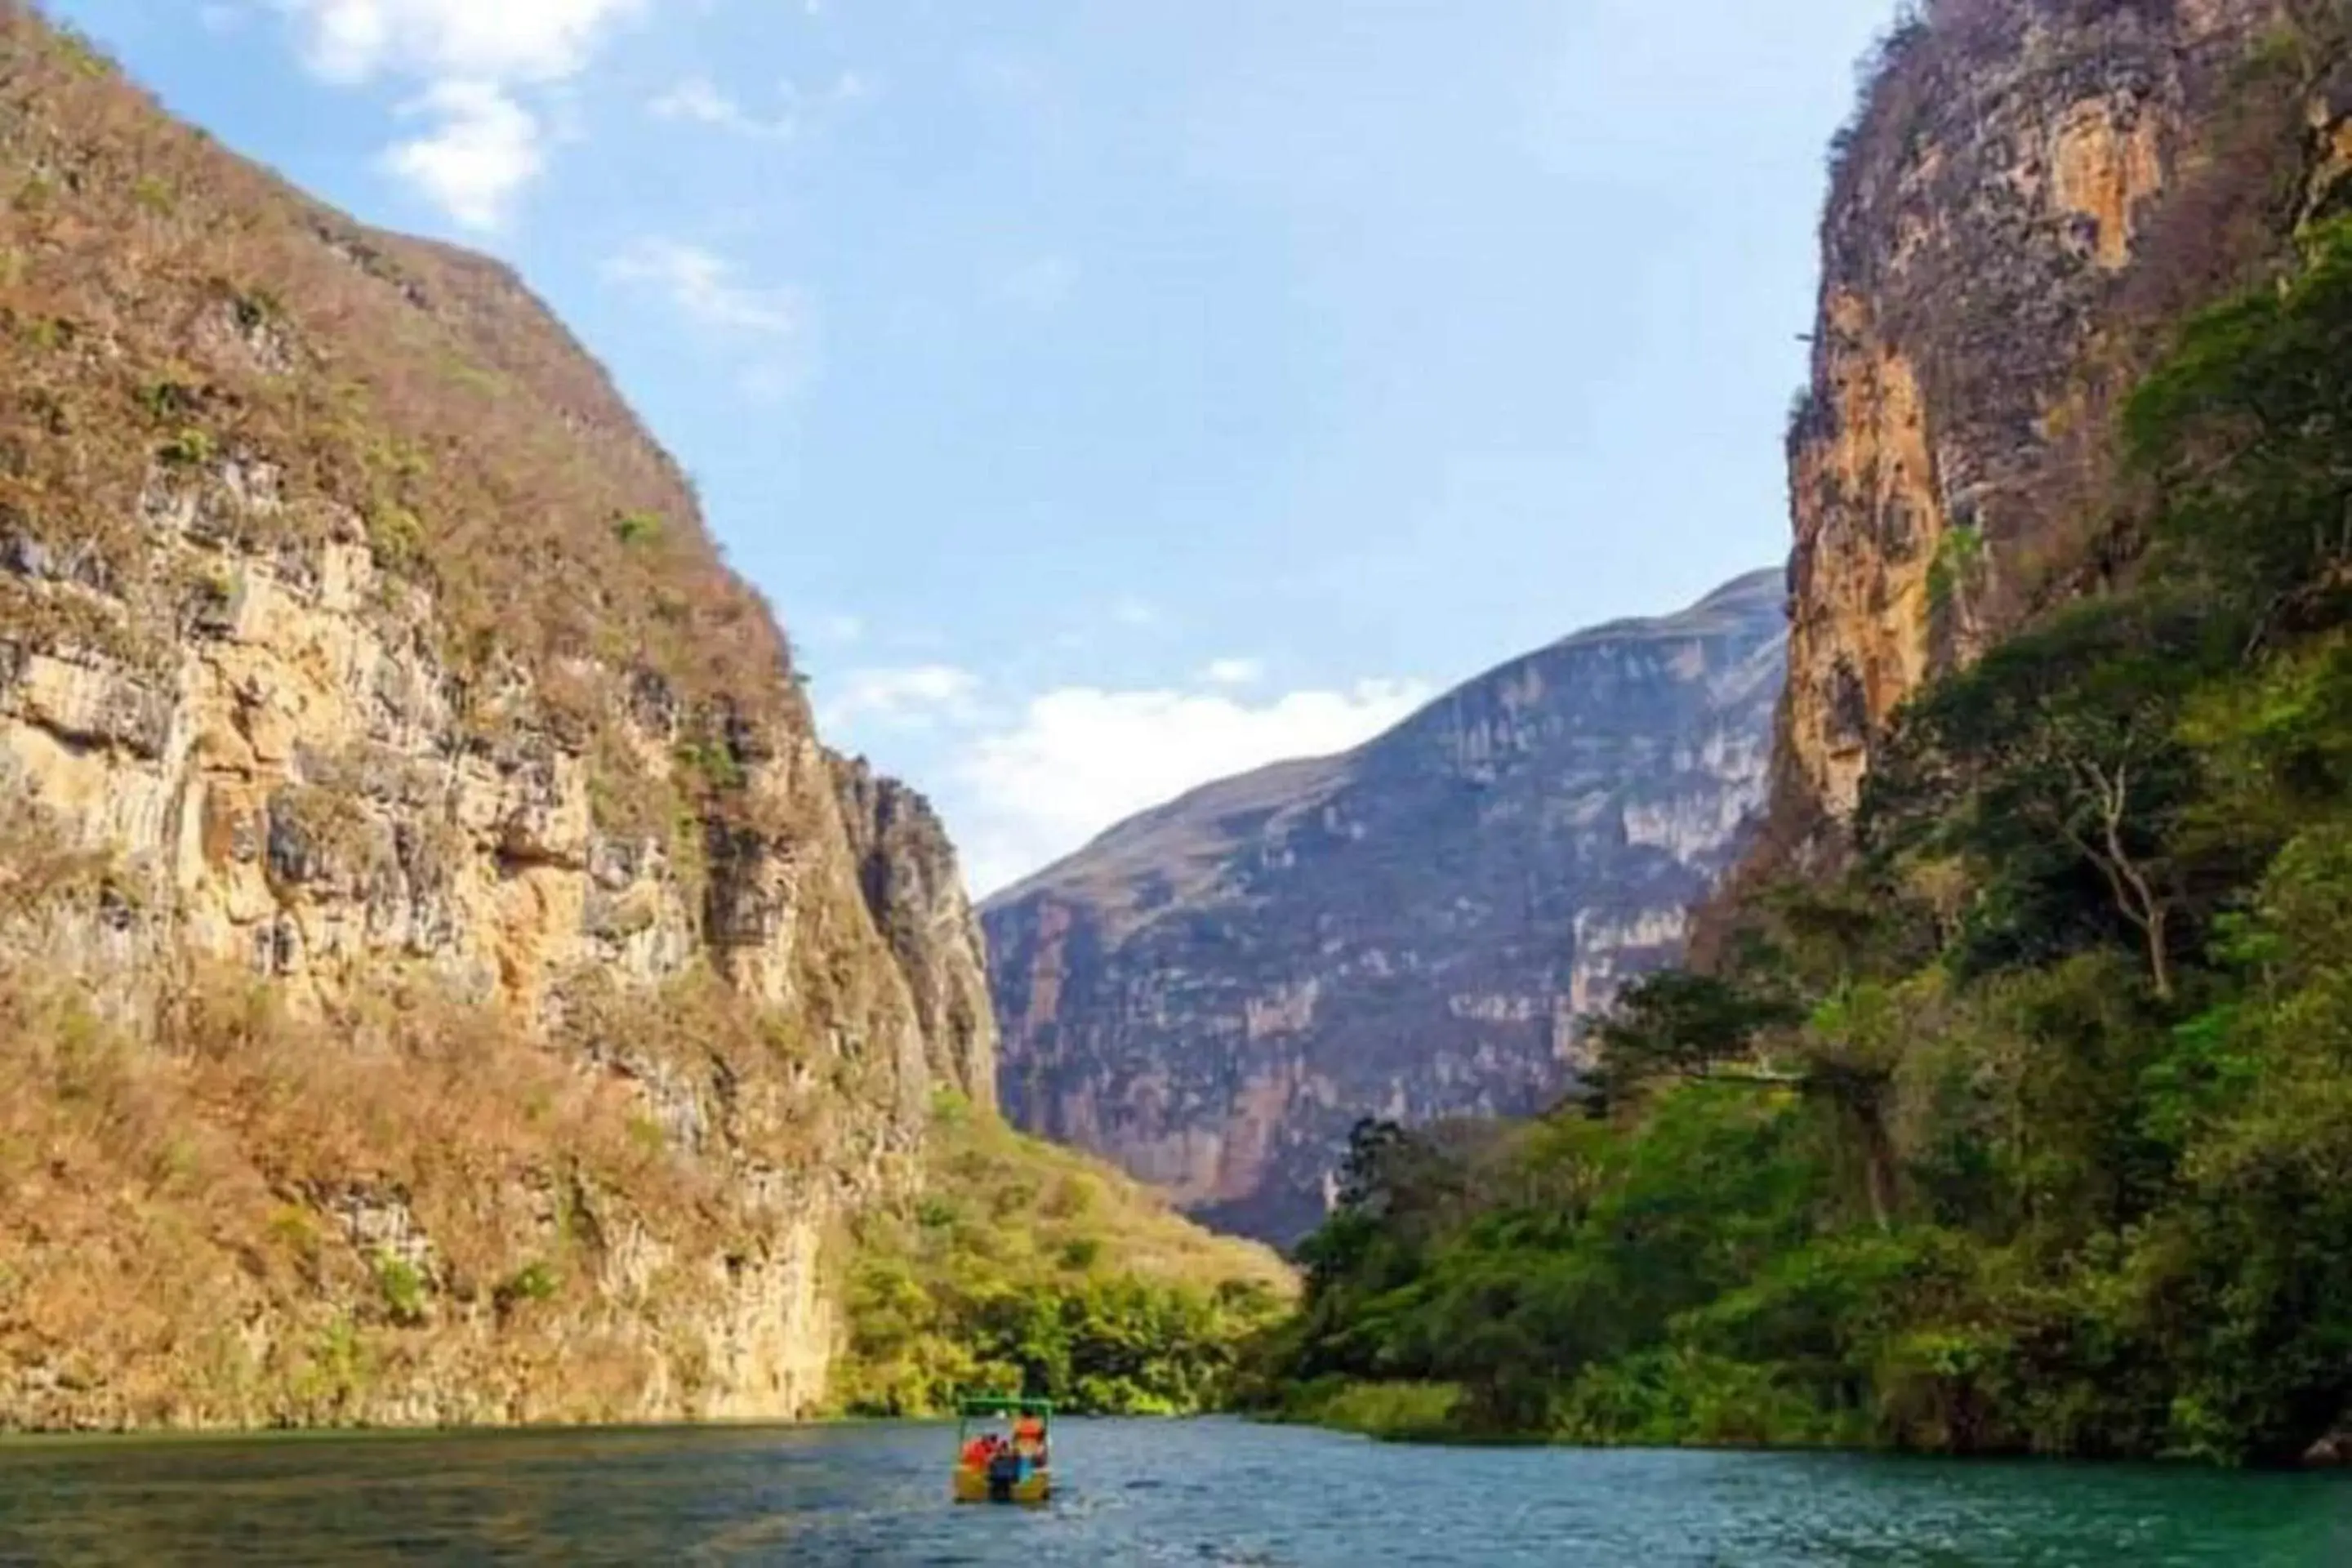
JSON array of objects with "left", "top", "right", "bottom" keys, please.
[
  {"left": 1251, "top": 1379, "right": 1468, "bottom": 1444},
  {"left": 1255, "top": 1376, "right": 2352, "bottom": 1472}
]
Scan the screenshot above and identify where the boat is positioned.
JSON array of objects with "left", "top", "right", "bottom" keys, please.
[{"left": 951, "top": 1395, "right": 1053, "bottom": 1504}]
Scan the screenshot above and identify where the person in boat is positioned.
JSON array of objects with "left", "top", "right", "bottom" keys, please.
[{"left": 1012, "top": 1411, "right": 1047, "bottom": 1463}]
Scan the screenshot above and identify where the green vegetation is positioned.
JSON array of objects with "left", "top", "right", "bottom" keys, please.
[
  {"left": 495, "top": 1262, "right": 560, "bottom": 1312},
  {"left": 156, "top": 426, "right": 214, "bottom": 466},
  {"left": 372, "top": 1253, "right": 426, "bottom": 1326},
  {"left": 0, "top": 2, "right": 1297, "bottom": 1435},
  {"left": 1923, "top": 523, "right": 1982, "bottom": 613},
  {"left": 611, "top": 510, "right": 664, "bottom": 547},
  {"left": 1256, "top": 217, "right": 2352, "bottom": 1467},
  {"left": 47, "top": 22, "right": 110, "bottom": 79},
  {"left": 831, "top": 1094, "right": 1294, "bottom": 1418},
  {"left": 1263, "top": 1379, "right": 1463, "bottom": 1442}
]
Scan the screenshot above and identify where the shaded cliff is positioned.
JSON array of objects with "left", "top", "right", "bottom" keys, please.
[
  {"left": 0, "top": 8, "right": 990, "bottom": 1428},
  {"left": 984, "top": 572, "right": 1787, "bottom": 1244},
  {"left": 831, "top": 753, "right": 999, "bottom": 1112},
  {"left": 1755, "top": 0, "right": 2327, "bottom": 875}
]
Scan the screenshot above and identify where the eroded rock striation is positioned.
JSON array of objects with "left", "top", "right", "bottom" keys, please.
[
  {"left": 985, "top": 572, "right": 1787, "bottom": 1244},
  {"left": 831, "top": 753, "right": 999, "bottom": 1113},
  {"left": 1759, "top": 0, "right": 2319, "bottom": 871},
  {"left": 0, "top": 8, "right": 982, "bottom": 1428}
]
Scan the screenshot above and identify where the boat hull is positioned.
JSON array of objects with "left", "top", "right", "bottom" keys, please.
[{"left": 953, "top": 1464, "right": 1050, "bottom": 1504}]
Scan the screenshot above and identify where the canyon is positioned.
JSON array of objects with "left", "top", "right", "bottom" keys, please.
[
  {"left": 8, "top": 0, "right": 2342, "bottom": 1441},
  {"left": 985, "top": 572, "right": 1787, "bottom": 1244},
  {"left": 0, "top": 5, "right": 1265, "bottom": 1430}
]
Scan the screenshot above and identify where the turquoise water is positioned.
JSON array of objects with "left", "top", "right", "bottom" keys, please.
[{"left": 2, "top": 1418, "right": 2349, "bottom": 1565}]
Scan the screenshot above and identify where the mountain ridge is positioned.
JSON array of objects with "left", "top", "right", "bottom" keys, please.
[
  {"left": 986, "top": 568, "right": 1787, "bottom": 1242},
  {"left": 986, "top": 568, "right": 1785, "bottom": 922},
  {"left": 0, "top": 4, "right": 1278, "bottom": 1430}
]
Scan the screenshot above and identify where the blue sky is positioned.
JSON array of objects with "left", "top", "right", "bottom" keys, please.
[{"left": 55, "top": 0, "right": 1898, "bottom": 895}]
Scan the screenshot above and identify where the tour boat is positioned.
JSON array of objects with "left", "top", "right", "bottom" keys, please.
[{"left": 951, "top": 1395, "right": 1053, "bottom": 1504}]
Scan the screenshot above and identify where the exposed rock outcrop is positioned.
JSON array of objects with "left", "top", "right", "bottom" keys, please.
[
  {"left": 831, "top": 753, "right": 999, "bottom": 1112},
  {"left": 0, "top": 7, "right": 980, "bottom": 1428},
  {"left": 1757, "top": 0, "right": 2323, "bottom": 871},
  {"left": 985, "top": 572, "right": 1786, "bottom": 1244}
]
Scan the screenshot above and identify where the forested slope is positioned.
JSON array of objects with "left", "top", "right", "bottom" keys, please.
[{"left": 1258, "top": 1, "right": 2352, "bottom": 1466}]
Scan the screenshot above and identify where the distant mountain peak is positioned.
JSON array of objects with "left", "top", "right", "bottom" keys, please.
[{"left": 983, "top": 570, "right": 1787, "bottom": 1244}]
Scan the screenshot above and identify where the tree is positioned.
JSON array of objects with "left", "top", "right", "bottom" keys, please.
[
  {"left": 2127, "top": 217, "right": 2352, "bottom": 651},
  {"left": 1331, "top": 1118, "right": 1415, "bottom": 1218},
  {"left": 1797, "top": 983, "right": 1918, "bottom": 1231},
  {"left": 1901, "top": 597, "right": 2208, "bottom": 998},
  {"left": 1599, "top": 968, "right": 1902, "bottom": 1227},
  {"left": 1591, "top": 970, "right": 1803, "bottom": 1096}
]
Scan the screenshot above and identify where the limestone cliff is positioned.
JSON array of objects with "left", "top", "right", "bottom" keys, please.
[
  {"left": 1759, "top": 0, "right": 2332, "bottom": 870},
  {"left": 0, "top": 8, "right": 983, "bottom": 1428},
  {"left": 984, "top": 572, "right": 1786, "bottom": 1244},
  {"left": 830, "top": 753, "right": 998, "bottom": 1112}
]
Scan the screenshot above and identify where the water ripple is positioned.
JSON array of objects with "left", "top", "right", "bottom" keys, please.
[{"left": 0, "top": 1419, "right": 2348, "bottom": 1566}]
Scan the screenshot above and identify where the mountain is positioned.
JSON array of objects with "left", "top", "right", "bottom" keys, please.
[
  {"left": 1263, "top": 0, "right": 2352, "bottom": 1464},
  {"left": 1745, "top": 0, "right": 2307, "bottom": 880},
  {"left": 984, "top": 570, "right": 1787, "bottom": 1243},
  {"left": 0, "top": 6, "right": 1277, "bottom": 1430},
  {"left": 830, "top": 755, "right": 999, "bottom": 1113}
]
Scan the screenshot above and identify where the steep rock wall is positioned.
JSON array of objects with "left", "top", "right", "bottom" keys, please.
[
  {"left": 985, "top": 572, "right": 1786, "bottom": 1244},
  {"left": 0, "top": 8, "right": 979, "bottom": 1429},
  {"left": 831, "top": 753, "right": 999, "bottom": 1112},
  {"left": 1766, "top": 0, "right": 2301, "bottom": 864}
]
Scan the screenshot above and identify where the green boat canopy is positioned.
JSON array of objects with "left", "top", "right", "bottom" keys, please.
[{"left": 956, "top": 1396, "right": 1053, "bottom": 1417}]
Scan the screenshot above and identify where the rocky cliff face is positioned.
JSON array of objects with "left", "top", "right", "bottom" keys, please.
[
  {"left": 831, "top": 753, "right": 999, "bottom": 1113},
  {"left": 985, "top": 572, "right": 1786, "bottom": 1244},
  {"left": 1762, "top": 0, "right": 2320, "bottom": 867},
  {"left": 0, "top": 9, "right": 984, "bottom": 1428}
]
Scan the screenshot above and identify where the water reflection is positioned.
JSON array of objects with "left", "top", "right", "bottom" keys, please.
[{"left": 2, "top": 1419, "right": 2349, "bottom": 1566}]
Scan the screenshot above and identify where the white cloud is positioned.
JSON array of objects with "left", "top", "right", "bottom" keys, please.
[
  {"left": 951, "top": 678, "right": 1432, "bottom": 897},
  {"left": 820, "top": 664, "right": 983, "bottom": 733},
  {"left": 815, "top": 656, "right": 1431, "bottom": 898},
  {"left": 650, "top": 75, "right": 746, "bottom": 125},
  {"left": 274, "top": 0, "right": 644, "bottom": 85},
  {"left": 650, "top": 69, "right": 872, "bottom": 141},
  {"left": 605, "top": 239, "right": 809, "bottom": 398},
  {"left": 269, "top": 0, "right": 643, "bottom": 225},
  {"left": 1200, "top": 657, "right": 1263, "bottom": 688},
  {"left": 650, "top": 76, "right": 797, "bottom": 140},
  {"left": 604, "top": 239, "right": 800, "bottom": 336},
  {"left": 379, "top": 81, "right": 542, "bottom": 230}
]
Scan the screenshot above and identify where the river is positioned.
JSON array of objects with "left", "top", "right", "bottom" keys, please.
[{"left": 2, "top": 1418, "right": 2348, "bottom": 1565}]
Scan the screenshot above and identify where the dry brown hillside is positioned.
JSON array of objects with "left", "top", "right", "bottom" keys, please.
[{"left": 0, "top": 2, "right": 969, "bottom": 1430}]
